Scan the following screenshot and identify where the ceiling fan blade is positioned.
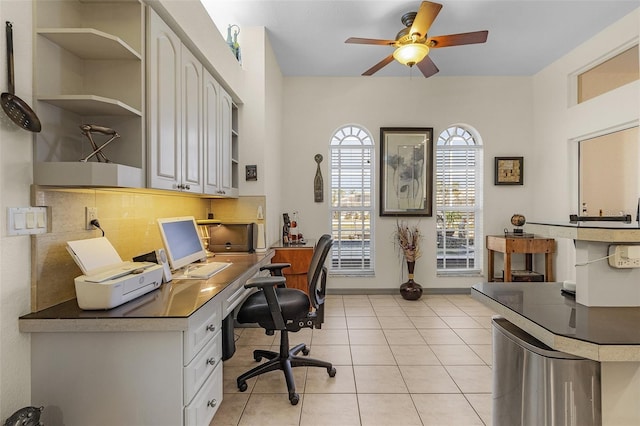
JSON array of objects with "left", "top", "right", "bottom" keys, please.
[
  {"left": 428, "top": 30, "right": 488, "bottom": 48},
  {"left": 362, "top": 54, "right": 395, "bottom": 76},
  {"left": 345, "top": 37, "right": 396, "bottom": 46},
  {"left": 416, "top": 55, "right": 439, "bottom": 78},
  {"left": 410, "top": 1, "right": 443, "bottom": 38}
]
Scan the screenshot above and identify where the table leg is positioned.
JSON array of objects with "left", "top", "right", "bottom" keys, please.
[
  {"left": 488, "top": 250, "right": 495, "bottom": 282},
  {"left": 525, "top": 254, "right": 533, "bottom": 272},
  {"left": 504, "top": 253, "right": 512, "bottom": 282},
  {"left": 545, "top": 252, "right": 554, "bottom": 282}
]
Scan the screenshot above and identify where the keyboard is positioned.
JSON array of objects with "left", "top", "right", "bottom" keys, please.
[
  {"left": 185, "top": 262, "right": 231, "bottom": 279},
  {"left": 84, "top": 261, "right": 156, "bottom": 283}
]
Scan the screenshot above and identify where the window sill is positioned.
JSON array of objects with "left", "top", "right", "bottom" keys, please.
[
  {"left": 436, "top": 270, "right": 483, "bottom": 278},
  {"left": 329, "top": 271, "right": 375, "bottom": 278}
]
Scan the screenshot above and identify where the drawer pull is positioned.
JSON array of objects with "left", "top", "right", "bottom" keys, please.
[
  {"left": 206, "top": 324, "right": 216, "bottom": 332},
  {"left": 206, "top": 357, "right": 216, "bottom": 366},
  {"left": 207, "top": 399, "right": 217, "bottom": 408}
]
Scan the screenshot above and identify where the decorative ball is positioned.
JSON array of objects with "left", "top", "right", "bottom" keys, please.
[{"left": 511, "top": 214, "right": 526, "bottom": 227}]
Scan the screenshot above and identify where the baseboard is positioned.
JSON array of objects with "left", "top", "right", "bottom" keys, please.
[{"left": 326, "top": 288, "right": 472, "bottom": 295}]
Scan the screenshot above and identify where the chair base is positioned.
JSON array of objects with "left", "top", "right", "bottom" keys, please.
[{"left": 236, "top": 331, "right": 336, "bottom": 405}]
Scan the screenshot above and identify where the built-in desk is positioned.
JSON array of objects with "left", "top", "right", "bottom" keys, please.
[
  {"left": 472, "top": 281, "right": 640, "bottom": 426},
  {"left": 19, "top": 251, "right": 274, "bottom": 426}
]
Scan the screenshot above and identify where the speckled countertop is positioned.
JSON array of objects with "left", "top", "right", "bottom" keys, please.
[
  {"left": 19, "top": 251, "right": 273, "bottom": 333},
  {"left": 472, "top": 282, "right": 640, "bottom": 361}
]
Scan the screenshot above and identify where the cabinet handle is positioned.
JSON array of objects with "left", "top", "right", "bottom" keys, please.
[
  {"left": 206, "top": 324, "right": 216, "bottom": 332},
  {"left": 185, "top": 184, "right": 191, "bottom": 190},
  {"left": 207, "top": 399, "right": 217, "bottom": 408},
  {"left": 206, "top": 357, "right": 216, "bottom": 365}
]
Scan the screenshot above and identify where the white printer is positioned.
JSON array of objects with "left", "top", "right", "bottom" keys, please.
[{"left": 67, "top": 237, "right": 164, "bottom": 310}]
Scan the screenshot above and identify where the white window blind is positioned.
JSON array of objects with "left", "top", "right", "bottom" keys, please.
[
  {"left": 436, "top": 126, "right": 483, "bottom": 273},
  {"left": 330, "top": 125, "right": 374, "bottom": 275}
]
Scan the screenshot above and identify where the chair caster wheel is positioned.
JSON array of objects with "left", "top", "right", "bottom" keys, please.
[
  {"left": 254, "top": 354, "right": 262, "bottom": 362},
  {"left": 289, "top": 393, "right": 299, "bottom": 405},
  {"left": 328, "top": 367, "right": 336, "bottom": 377},
  {"left": 302, "top": 347, "right": 310, "bottom": 356},
  {"left": 238, "top": 381, "right": 248, "bottom": 392}
]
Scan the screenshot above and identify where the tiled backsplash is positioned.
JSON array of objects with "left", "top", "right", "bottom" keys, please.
[{"left": 30, "top": 185, "right": 265, "bottom": 312}]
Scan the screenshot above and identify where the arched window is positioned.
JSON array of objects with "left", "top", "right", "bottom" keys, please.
[
  {"left": 329, "top": 125, "right": 374, "bottom": 275},
  {"left": 436, "top": 125, "right": 483, "bottom": 273}
]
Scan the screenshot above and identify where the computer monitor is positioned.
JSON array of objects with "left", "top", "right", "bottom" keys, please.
[{"left": 157, "top": 216, "right": 207, "bottom": 271}]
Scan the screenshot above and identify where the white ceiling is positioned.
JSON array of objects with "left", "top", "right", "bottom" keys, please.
[{"left": 201, "top": 0, "right": 639, "bottom": 78}]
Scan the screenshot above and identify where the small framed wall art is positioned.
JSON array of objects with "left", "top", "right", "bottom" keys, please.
[{"left": 494, "top": 157, "right": 523, "bottom": 185}]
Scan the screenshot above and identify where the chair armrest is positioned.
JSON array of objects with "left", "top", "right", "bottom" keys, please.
[
  {"left": 244, "top": 275, "right": 287, "bottom": 330},
  {"left": 260, "top": 263, "right": 291, "bottom": 276},
  {"left": 244, "top": 276, "right": 286, "bottom": 289}
]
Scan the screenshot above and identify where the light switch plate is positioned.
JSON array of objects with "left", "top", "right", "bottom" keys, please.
[{"left": 7, "top": 207, "right": 48, "bottom": 236}]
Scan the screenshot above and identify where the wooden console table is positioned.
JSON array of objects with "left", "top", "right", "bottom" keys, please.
[{"left": 486, "top": 235, "right": 555, "bottom": 282}]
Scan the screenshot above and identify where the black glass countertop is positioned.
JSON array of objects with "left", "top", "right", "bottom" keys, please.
[{"left": 472, "top": 282, "right": 640, "bottom": 346}]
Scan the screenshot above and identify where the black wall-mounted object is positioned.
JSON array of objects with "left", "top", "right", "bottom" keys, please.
[{"left": 569, "top": 214, "right": 632, "bottom": 223}]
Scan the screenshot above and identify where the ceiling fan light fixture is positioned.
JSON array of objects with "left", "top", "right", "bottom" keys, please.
[{"left": 393, "top": 43, "right": 429, "bottom": 66}]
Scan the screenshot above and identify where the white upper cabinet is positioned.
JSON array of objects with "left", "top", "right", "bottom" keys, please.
[
  {"left": 217, "top": 88, "right": 239, "bottom": 197},
  {"left": 148, "top": 8, "right": 237, "bottom": 197},
  {"left": 203, "top": 70, "right": 221, "bottom": 194},
  {"left": 31, "top": 2, "right": 240, "bottom": 194},
  {"left": 148, "top": 9, "right": 181, "bottom": 191},
  {"left": 148, "top": 8, "right": 203, "bottom": 193},
  {"left": 181, "top": 48, "right": 204, "bottom": 193}
]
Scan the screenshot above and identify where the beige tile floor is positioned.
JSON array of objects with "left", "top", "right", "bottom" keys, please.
[{"left": 213, "top": 293, "right": 498, "bottom": 426}]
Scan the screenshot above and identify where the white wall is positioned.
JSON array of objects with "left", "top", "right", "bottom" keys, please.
[
  {"left": 531, "top": 9, "right": 640, "bottom": 282},
  {"left": 237, "top": 27, "right": 284, "bottom": 247},
  {"left": 282, "top": 76, "right": 534, "bottom": 290},
  {"left": 0, "top": 0, "right": 33, "bottom": 418}
]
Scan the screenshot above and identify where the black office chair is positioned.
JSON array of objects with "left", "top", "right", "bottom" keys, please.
[{"left": 236, "top": 234, "right": 335, "bottom": 405}]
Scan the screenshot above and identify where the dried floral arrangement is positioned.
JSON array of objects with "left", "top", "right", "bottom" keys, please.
[{"left": 395, "top": 221, "right": 422, "bottom": 262}]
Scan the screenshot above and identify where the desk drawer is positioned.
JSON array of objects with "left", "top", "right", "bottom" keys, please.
[
  {"left": 184, "top": 361, "right": 223, "bottom": 426},
  {"left": 184, "top": 298, "right": 221, "bottom": 363},
  {"left": 221, "top": 270, "right": 267, "bottom": 317},
  {"left": 184, "top": 330, "right": 222, "bottom": 404}
]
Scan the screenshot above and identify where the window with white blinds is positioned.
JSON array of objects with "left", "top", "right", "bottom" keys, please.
[
  {"left": 330, "top": 125, "right": 374, "bottom": 275},
  {"left": 436, "top": 126, "right": 483, "bottom": 274}
]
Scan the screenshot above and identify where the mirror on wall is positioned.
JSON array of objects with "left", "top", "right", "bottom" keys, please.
[{"left": 579, "top": 126, "right": 639, "bottom": 218}]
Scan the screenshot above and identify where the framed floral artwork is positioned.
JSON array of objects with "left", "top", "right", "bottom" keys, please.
[
  {"left": 495, "top": 156, "right": 523, "bottom": 185},
  {"left": 380, "top": 127, "right": 434, "bottom": 216}
]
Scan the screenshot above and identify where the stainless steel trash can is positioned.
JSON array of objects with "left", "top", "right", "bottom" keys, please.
[{"left": 492, "top": 317, "right": 601, "bottom": 426}]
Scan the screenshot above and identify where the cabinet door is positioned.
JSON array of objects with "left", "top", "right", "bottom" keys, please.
[
  {"left": 181, "top": 48, "right": 204, "bottom": 193},
  {"left": 203, "top": 70, "right": 221, "bottom": 195},
  {"left": 272, "top": 248, "right": 314, "bottom": 294},
  {"left": 148, "top": 9, "right": 182, "bottom": 191},
  {"left": 219, "top": 89, "right": 234, "bottom": 195}
]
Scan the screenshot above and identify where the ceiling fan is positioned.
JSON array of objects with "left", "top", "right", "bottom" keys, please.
[{"left": 345, "top": 1, "right": 488, "bottom": 78}]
